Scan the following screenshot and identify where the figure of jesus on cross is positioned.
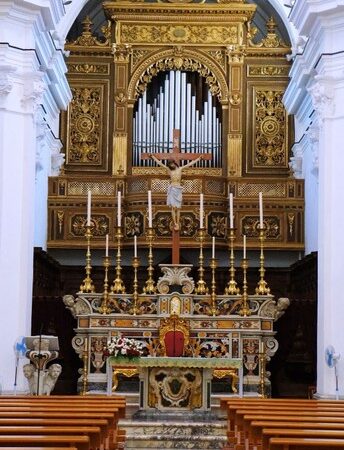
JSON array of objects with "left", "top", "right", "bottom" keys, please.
[{"left": 142, "top": 129, "right": 212, "bottom": 232}]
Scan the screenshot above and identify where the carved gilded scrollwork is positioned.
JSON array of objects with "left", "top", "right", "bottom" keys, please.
[
  {"left": 242, "top": 216, "right": 280, "bottom": 239},
  {"left": 68, "top": 87, "right": 102, "bottom": 164},
  {"left": 249, "top": 17, "right": 287, "bottom": 49},
  {"left": 254, "top": 90, "right": 286, "bottom": 167},
  {"left": 226, "top": 44, "right": 246, "bottom": 64},
  {"left": 127, "top": 48, "right": 228, "bottom": 102},
  {"left": 157, "top": 266, "right": 195, "bottom": 295},
  {"left": 112, "top": 43, "right": 132, "bottom": 62},
  {"left": 120, "top": 24, "right": 239, "bottom": 45},
  {"left": 69, "top": 16, "right": 111, "bottom": 47},
  {"left": 68, "top": 64, "right": 109, "bottom": 75},
  {"left": 71, "top": 215, "right": 109, "bottom": 237},
  {"left": 248, "top": 65, "right": 289, "bottom": 77}
]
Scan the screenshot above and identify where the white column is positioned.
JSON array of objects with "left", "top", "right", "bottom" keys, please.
[
  {"left": 0, "top": 0, "right": 70, "bottom": 391},
  {"left": 285, "top": 0, "right": 344, "bottom": 398}
]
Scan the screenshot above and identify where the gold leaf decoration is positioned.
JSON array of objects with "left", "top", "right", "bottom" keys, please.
[
  {"left": 69, "top": 16, "right": 110, "bottom": 48},
  {"left": 255, "top": 90, "right": 286, "bottom": 167},
  {"left": 71, "top": 215, "right": 109, "bottom": 237},
  {"left": 242, "top": 216, "right": 280, "bottom": 239},
  {"left": 68, "top": 87, "right": 102, "bottom": 164},
  {"left": 120, "top": 24, "right": 238, "bottom": 45}
]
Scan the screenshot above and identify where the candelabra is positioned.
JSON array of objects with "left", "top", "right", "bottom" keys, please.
[
  {"left": 111, "top": 227, "right": 126, "bottom": 294},
  {"left": 100, "top": 255, "right": 111, "bottom": 314},
  {"left": 79, "top": 225, "right": 95, "bottom": 293},
  {"left": 210, "top": 257, "right": 217, "bottom": 316},
  {"left": 143, "top": 227, "right": 156, "bottom": 294},
  {"left": 224, "top": 228, "right": 240, "bottom": 295},
  {"left": 255, "top": 226, "right": 271, "bottom": 295},
  {"left": 132, "top": 256, "right": 140, "bottom": 314},
  {"left": 259, "top": 342, "right": 267, "bottom": 398},
  {"left": 239, "top": 258, "right": 251, "bottom": 316},
  {"left": 80, "top": 338, "right": 89, "bottom": 396},
  {"left": 195, "top": 228, "right": 208, "bottom": 295}
]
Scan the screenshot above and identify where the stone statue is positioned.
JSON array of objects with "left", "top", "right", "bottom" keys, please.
[
  {"left": 150, "top": 155, "right": 202, "bottom": 230},
  {"left": 42, "top": 364, "right": 62, "bottom": 395},
  {"left": 23, "top": 363, "right": 37, "bottom": 394}
]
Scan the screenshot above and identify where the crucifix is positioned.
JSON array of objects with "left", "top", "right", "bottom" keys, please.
[{"left": 141, "top": 129, "right": 212, "bottom": 264}]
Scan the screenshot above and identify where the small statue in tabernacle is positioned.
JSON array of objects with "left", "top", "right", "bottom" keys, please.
[{"left": 150, "top": 155, "right": 202, "bottom": 231}]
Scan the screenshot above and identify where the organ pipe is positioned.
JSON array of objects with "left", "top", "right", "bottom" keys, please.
[{"left": 133, "top": 70, "right": 222, "bottom": 168}]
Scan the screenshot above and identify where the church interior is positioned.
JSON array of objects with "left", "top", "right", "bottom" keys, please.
[{"left": 1, "top": 0, "right": 344, "bottom": 448}]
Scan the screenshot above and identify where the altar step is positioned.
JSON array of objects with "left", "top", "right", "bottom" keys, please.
[{"left": 119, "top": 418, "right": 228, "bottom": 449}]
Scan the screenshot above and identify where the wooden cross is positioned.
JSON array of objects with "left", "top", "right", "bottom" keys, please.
[{"left": 141, "top": 129, "right": 212, "bottom": 264}]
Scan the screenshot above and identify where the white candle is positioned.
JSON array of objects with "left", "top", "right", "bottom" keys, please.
[
  {"left": 259, "top": 192, "right": 263, "bottom": 229},
  {"left": 200, "top": 193, "right": 204, "bottom": 229},
  {"left": 87, "top": 190, "right": 91, "bottom": 226},
  {"left": 105, "top": 234, "right": 109, "bottom": 257},
  {"left": 148, "top": 190, "right": 152, "bottom": 228},
  {"left": 212, "top": 236, "right": 215, "bottom": 259},
  {"left": 134, "top": 235, "right": 137, "bottom": 258},
  {"left": 117, "top": 191, "right": 121, "bottom": 227},
  {"left": 229, "top": 193, "right": 234, "bottom": 229},
  {"left": 260, "top": 340, "right": 264, "bottom": 353},
  {"left": 243, "top": 234, "right": 246, "bottom": 259}
]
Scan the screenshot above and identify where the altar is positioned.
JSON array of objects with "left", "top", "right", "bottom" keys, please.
[{"left": 107, "top": 357, "right": 242, "bottom": 411}]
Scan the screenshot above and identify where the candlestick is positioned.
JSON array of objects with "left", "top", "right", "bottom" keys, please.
[
  {"left": 134, "top": 235, "right": 137, "bottom": 258},
  {"left": 200, "top": 193, "right": 204, "bottom": 228},
  {"left": 79, "top": 225, "right": 95, "bottom": 293},
  {"left": 239, "top": 257, "right": 251, "bottom": 317},
  {"left": 132, "top": 256, "right": 140, "bottom": 315},
  {"left": 259, "top": 192, "right": 263, "bottom": 229},
  {"left": 87, "top": 190, "right": 91, "bottom": 226},
  {"left": 111, "top": 226, "right": 126, "bottom": 294},
  {"left": 100, "top": 255, "right": 111, "bottom": 314},
  {"left": 243, "top": 234, "right": 246, "bottom": 259},
  {"left": 148, "top": 190, "right": 152, "bottom": 228},
  {"left": 224, "top": 228, "right": 240, "bottom": 295},
  {"left": 143, "top": 227, "right": 156, "bottom": 294},
  {"left": 259, "top": 344, "right": 266, "bottom": 398},
  {"left": 229, "top": 193, "right": 234, "bottom": 229},
  {"left": 255, "top": 227, "right": 271, "bottom": 295},
  {"left": 105, "top": 234, "right": 109, "bottom": 257},
  {"left": 212, "top": 236, "right": 215, "bottom": 259},
  {"left": 80, "top": 337, "right": 88, "bottom": 396},
  {"left": 210, "top": 257, "right": 217, "bottom": 316},
  {"left": 195, "top": 228, "right": 208, "bottom": 295},
  {"left": 117, "top": 191, "right": 121, "bottom": 227}
]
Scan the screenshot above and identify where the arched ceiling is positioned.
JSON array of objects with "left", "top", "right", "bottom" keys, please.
[{"left": 65, "top": 0, "right": 293, "bottom": 45}]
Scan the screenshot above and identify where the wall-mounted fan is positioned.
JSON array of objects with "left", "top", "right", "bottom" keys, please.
[
  {"left": 13, "top": 336, "right": 27, "bottom": 394},
  {"left": 325, "top": 345, "right": 340, "bottom": 400}
]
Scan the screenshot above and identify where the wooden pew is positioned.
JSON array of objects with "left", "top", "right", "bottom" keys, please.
[
  {"left": 269, "top": 437, "right": 344, "bottom": 449},
  {"left": 247, "top": 420, "right": 344, "bottom": 450},
  {"left": 262, "top": 428, "right": 344, "bottom": 449},
  {"left": 0, "top": 435, "right": 90, "bottom": 450}
]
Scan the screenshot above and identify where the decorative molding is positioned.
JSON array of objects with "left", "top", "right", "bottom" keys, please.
[
  {"left": 112, "top": 44, "right": 132, "bottom": 63},
  {"left": 0, "top": 65, "right": 16, "bottom": 98},
  {"left": 307, "top": 120, "right": 320, "bottom": 177},
  {"left": 22, "top": 72, "right": 46, "bottom": 113},
  {"left": 307, "top": 76, "right": 335, "bottom": 121}
]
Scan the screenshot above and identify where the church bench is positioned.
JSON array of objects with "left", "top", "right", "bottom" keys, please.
[
  {"left": 0, "top": 426, "right": 102, "bottom": 450},
  {"left": 0, "top": 448, "right": 79, "bottom": 450},
  {"left": 0, "top": 420, "right": 110, "bottom": 448},
  {"left": 246, "top": 420, "right": 344, "bottom": 450},
  {"left": 268, "top": 437, "right": 344, "bottom": 449},
  {"left": 261, "top": 428, "right": 344, "bottom": 450},
  {"left": 0, "top": 435, "right": 90, "bottom": 450}
]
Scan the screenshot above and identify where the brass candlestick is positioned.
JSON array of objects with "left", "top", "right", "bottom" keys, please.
[
  {"left": 143, "top": 227, "right": 156, "bottom": 294},
  {"left": 195, "top": 228, "right": 208, "bottom": 295},
  {"left": 80, "top": 225, "right": 95, "bottom": 293},
  {"left": 111, "top": 226, "right": 126, "bottom": 294},
  {"left": 239, "top": 258, "right": 251, "bottom": 316},
  {"left": 255, "top": 227, "right": 271, "bottom": 295},
  {"left": 100, "top": 255, "right": 111, "bottom": 314},
  {"left": 132, "top": 256, "right": 140, "bottom": 314},
  {"left": 80, "top": 338, "right": 89, "bottom": 396},
  {"left": 259, "top": 342, "right": 266, "bottom": 398},
  {"left": 210, "top": 257, "right": 217, "bottom": 316},
  {"left": 224, "top": 228, "right": 240, "bottom": 295}
]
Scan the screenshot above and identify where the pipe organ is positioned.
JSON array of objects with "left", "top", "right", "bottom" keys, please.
[{"left": 133, "top": 70, "right": 222, "bottom": 168}]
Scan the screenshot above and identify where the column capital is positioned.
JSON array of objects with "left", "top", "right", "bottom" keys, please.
[
  {"left": 21, "top": 71, "right": 46, "bottom": 114},
  {"left": 307, "top": 75, "right": 335, "bottom": 122}
]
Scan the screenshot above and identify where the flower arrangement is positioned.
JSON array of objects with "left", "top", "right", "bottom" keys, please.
[{"left": 107, "top": 335, "right": 144, "bottom": 359}]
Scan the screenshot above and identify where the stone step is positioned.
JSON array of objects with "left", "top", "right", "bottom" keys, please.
[{"left": 124, "top": 434, "right": 227, "bottom": 449}]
